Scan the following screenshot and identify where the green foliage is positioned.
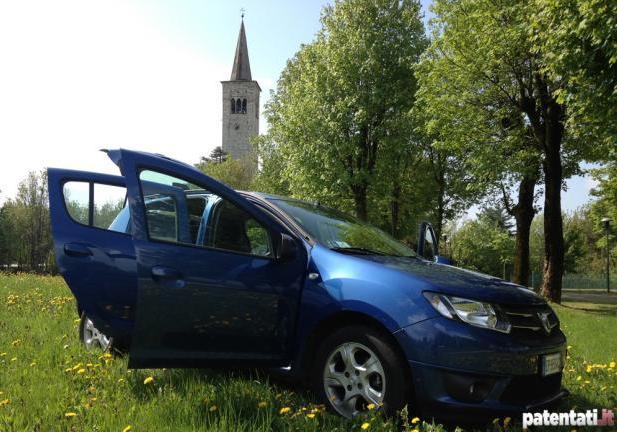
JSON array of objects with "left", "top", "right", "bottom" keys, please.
[
  {"left": 0, "top": 171, "right": 52, "bottom": 272},
  {"left": 195, "top": 156, "right": 256, "bottom": 191},
  {"left": 257, "top": 0, "right": 429, "bottom": 230},
  {"left": 449, "top": 208, "right": 515, "bottom": 278},
  {"left": 531, "top": 0, "right": 617, "bottom": 149},
  {"left": 589, "top": 162, "right": 617, "bottom": 267}
]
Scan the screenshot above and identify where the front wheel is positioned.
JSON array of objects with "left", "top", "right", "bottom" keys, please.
[
  {"left": 79, "top": 313, "right": 113, "bottom": 351},
  {"left": 312, "top": 325, "right": 409, "bottom": 418}
]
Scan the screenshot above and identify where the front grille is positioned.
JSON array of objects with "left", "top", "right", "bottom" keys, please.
[
  {"left": 500, "top": 304, "right": 559, "bottom": 335},
  {"left": 500, "top": 373, "right": 563, "bottom": 405}
]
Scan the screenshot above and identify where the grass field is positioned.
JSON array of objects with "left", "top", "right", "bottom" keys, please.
[{"left": 0, "top": 274, "right": 615, "bottom": 431}]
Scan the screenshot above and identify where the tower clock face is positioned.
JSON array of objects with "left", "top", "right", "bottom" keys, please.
[{"left": 234, "top": 123, "right": 240, "bottom": 130}]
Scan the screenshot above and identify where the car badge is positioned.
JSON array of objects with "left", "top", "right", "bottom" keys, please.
[{"left": 537, "top": 311, "right": 554, "bottom": 334}]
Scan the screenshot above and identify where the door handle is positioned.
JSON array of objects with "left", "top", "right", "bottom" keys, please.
[
  {"left": 151, "top": 265, "right": 182, "bottom": 280},
  {"left": 64, "top": 242, "right": 92, "bottom": 257}
]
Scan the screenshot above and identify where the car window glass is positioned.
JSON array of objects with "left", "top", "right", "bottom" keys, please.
[
  {"left": 93, "top": 184, "right": 126, "bottom": 229},
  {"left": 63, "top": 181, "right": 89, "bottom": 225},
  {"left": 63, "top": 181, "right": 128, "bottom": 232},
  {"left": 139, "top": 170, "right": 272, "bottom": 257}
]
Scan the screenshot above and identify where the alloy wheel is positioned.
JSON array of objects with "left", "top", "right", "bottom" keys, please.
[
  {"left": 82, "top": 316, "right": 111, "bottom": 351},
  {"left": 323, "top": 342, "right": 386, "bottom": 418}
]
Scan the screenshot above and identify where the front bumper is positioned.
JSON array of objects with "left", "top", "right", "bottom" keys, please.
[{"left": 394, "top": 316, "right": 568, "bottom": 420}]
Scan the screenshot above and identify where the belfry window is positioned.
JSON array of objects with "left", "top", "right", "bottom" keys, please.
[
  {"left": 231, "top": 98, "right": 236, "bottom": 114},
  {"left": 236, "top": 99, "right": 242, "bottom": 114},
  {"left": 242, "top": 99, "right": 247, "bottom": 114}
]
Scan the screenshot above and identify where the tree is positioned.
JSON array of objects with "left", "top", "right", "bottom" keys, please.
[
  {"left": 449, "top": 209, "right": 515, "bottom": 278},
  {"left": 259, "top": 0, "right": 427, "bottom": 223},
  {"left": 531, "top": 0, "right": 617, "bottom": 148},
  {"left": 589, "top": 162, "right": 617, "bottom": 270},
  {"left": 201, "top": 146, "right": 229, "bottom": 164},
  {"left": 417, "top": 0, "right": 602, "bottom": 301},
  {"left": 4, "top": 171, "right": 52, "bottom": 272},
  {"left": 195, "top": 156, "right": 256, "bottom": 191}
]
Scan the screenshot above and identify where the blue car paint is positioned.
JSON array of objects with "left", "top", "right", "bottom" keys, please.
[{"left": 48, "top": 149, "right": 567, "bottom": 419}]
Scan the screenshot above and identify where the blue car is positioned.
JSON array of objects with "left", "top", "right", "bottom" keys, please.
[{"left": 48, "top": 149, "right": 567, "bottom": 420}]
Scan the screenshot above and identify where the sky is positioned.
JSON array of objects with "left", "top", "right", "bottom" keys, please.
[{"left": 0, "top": 0, "right": 596, "bottom": 213}]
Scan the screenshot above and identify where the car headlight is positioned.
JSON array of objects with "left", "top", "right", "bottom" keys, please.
[{"left": 423, "top": 292, "right": 511, "bottom": 333}]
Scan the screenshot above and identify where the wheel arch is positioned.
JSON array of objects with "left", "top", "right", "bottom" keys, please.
[{"left": 298, "top": 310, "right": 412, "bottom": 387}]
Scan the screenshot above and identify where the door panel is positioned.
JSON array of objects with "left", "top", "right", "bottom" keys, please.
[
  {"left": 105, "top": 150, "right": 307, "bottom": 368},
  {"left": 48, "top": 168, "right": 136, "bottom": 339}
]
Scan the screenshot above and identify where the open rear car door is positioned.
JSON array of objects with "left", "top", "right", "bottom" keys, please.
[{"left": 48, "top": 168, "right": 136, "bottom": 342}]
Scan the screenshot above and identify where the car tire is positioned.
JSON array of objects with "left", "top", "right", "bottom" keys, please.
[
  {"left": 312, "top": 325, "right": 409, "bottom": 418},
  {"left": 79, "top": 313, "right": 114, "bottom": 352}
]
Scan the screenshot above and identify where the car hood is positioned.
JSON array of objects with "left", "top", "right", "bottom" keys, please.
[{"left": 361, "top": 255, "right": 545, "bottom": 305}]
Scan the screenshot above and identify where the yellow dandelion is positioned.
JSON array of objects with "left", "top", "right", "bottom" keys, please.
[
  {"left": 65, "top": 412, "right": 78, "bottom": 418},
  {"left": 504, "top": 417, "right": 511, "bottom": 427},
  {"left": 0, "top": 399, "right": 10, "bottom": 406},
  {"left": 77, "top": 368, "right": 86, "bottom": 374},
  {"left": 143, "top": 376, "right": 154, "bottom": 385},
  {"left": 576, "top": 376, "right": 582, "bottom": 381},
  {"left": 209, "top": 405, "right": 218, "bottom": 412},
  {"left": 567, "top": 345, "right": 572, "bottom": 350},
  {"left": 279, "top": 407, "right": 292, "bottom": 415},
  {"left": 122, "top": 426, "right": 132, "bottom": 432},
  {"left": 361, "top": 422, "right": 370, "bottom": 430},
  {"left": 10, "top": 357, "right": 17, "bottom": 362},
  {"left": 586, "top": 366, "right": 593, "bottom": 373},
  {"left": 410, "top": 429, "right": 419, "bottom": 432},
  {"left": 366, "top": 403, "right": 376, "bottom": 410},
  {"left": 118, "top": 378, "right": 125, "bottom": 383},
  {"left": 307, "top": 413, "right": 316, "bottom": 419},
  {"left": 610, "top": 361, "right": 616, "bottom": 368},
  {"left": 257, "top": 401, "right": 267, "bottom": 408}
]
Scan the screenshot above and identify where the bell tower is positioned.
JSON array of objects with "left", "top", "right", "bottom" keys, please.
[{"left": 221, "top": 17, "right": 260, "bottom": 161}]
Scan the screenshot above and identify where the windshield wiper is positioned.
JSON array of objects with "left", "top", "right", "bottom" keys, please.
[{"left": 331, "top": 247, "right": 386, "bottom": 256}]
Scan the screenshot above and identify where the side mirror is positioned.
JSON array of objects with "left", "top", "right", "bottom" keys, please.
[
  {"left": 276, "top": 233, "right": 297, "bottom": 262},
  {"left": 417, "top": 221, "right": 438, "bottom": 260}
]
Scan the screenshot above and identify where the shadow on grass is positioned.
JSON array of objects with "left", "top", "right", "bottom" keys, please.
[{"left": 560, "top": 302, "right": 617, "bottom": 316}]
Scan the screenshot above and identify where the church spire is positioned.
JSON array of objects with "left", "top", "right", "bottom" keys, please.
[{"left": 230, "top": 18, "right": 252, "bottom": 81}]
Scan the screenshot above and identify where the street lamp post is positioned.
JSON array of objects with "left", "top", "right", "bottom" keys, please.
[{"left": 601, "top": 217, "right": 611, "bottom": 293}]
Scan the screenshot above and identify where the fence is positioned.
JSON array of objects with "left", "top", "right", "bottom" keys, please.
[{"left": 530, "top": 272, "right": 616, "bottom": 290}]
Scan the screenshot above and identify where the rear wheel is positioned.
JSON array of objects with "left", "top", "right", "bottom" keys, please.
[
  {"left": 312, "top": 325, "right": 409, "bottom": 418},
  {"left": 79, "top": 313, "right": 113, "bottom": 351}
]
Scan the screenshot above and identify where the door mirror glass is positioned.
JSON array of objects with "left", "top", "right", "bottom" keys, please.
[
  {"left": 417, "top": 222, "right": 438, "bottom": 261},
  {"left": 277, "top": 233, "right": 297, "bottom": 262},
  {"left": 139, "top": 170, "right": 273, "bottom": 258}
]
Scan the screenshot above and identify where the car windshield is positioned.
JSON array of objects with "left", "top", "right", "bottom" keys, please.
[{"left": 269, "top": 198, "right": 416, "bottom": 257}]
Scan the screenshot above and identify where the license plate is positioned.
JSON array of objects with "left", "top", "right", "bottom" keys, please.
[{"left": 541, "top": 352, "right": 563, "bottom": 376}]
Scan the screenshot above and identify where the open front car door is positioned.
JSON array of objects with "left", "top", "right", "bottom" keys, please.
[{"left": 105, "top": 149, "right": 307, "bottom": 368}]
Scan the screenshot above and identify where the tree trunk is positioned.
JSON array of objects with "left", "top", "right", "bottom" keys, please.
[
  {"left": 511, "top": 174, "right": 537, "bottom": 286},
  {"left": 352, "top": 185, "right": 368, "bottom": 222},
  {"left": 540, "top": 106, "right": 565, "bottom": 303},
  {"left": 434, "top": 170, "right": 446, "bottom": 242},
  {"left": 390, "top": 183, "right": 401, "bottom": 237}
]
